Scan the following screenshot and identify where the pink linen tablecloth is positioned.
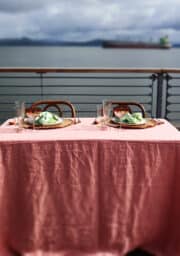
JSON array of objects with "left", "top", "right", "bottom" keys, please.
[
  {"left": 0, "top": 118, "right": 180, "bottom": 256},
  {"left": 0, "top": 118, "right": 180, "bottom": 142}
]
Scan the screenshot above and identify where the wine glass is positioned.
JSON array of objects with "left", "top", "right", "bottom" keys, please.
[
  {"left": 14, "top": 101, "right": 25, "bottom": 128},
  {"left": 96, "top": 104, "right": 107, "bottom": 129},
  {"left": 103, "top": 99, "right": 112, "bottom": 122}
]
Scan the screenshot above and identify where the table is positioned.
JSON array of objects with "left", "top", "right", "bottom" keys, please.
[{"left": 0, "top": 118, "right": 180, "bottom": 256}]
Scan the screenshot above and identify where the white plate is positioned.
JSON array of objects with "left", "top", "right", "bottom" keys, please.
[{"left": 24, "top": 117, "right": 63, "bottom": 126}]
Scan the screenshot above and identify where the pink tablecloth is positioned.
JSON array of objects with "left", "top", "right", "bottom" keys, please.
[{"left": 0, "top": 118, "right": 180, "bottom": 256}]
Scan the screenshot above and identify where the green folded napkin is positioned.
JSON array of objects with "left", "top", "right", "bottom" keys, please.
[
  {"left": 114, "top": 112, "right": 145, "bottom": 124},
  {"left": 35, "top": 111, "right": 63, "bottom": 125}
]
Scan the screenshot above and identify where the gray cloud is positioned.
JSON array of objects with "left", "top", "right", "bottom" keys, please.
[
  {"left": 0, "top": 0, "right": 47, "bottom": 13},
  {"left": 0, "top": 0, "right": 180, "bottom": 42}
]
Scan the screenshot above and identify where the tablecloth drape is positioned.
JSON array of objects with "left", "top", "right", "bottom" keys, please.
[{"left": 0, "top": 118, "right": 180, "bottom": 256}]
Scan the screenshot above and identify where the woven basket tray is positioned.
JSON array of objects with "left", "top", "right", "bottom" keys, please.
[
  {"left": 108, "top": 118, "right": 158, "bottom": 129},
  {"left": 22, "top": 118, "right": 73, "bottom": 129}
]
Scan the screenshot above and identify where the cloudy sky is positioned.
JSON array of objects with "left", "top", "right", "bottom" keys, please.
[{"left": 0, "top": 0, "right": 180, "bottom": 42}]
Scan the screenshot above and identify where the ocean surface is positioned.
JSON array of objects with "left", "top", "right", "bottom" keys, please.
[{"left": 0, "top": 46, "right": 180, "bottom": 67}]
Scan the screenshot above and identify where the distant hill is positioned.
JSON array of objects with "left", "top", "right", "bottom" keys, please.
[
  {"left": 0, "top": 37, "right": 178, "bottom": 47},
  {"left": 0, "top": 37, "right": 103, "bottom": 46}
]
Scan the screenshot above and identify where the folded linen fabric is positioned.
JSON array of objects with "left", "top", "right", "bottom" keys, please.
[
  {"left": 114, "top": 112, "right": 146, "bottom": 125},
  {"left": 34, "top": 111, "right": 63, "bottom": 125}
]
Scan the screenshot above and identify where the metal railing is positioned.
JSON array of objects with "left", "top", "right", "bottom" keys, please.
[{"left": 0, "top": 67, "right": 180, "bottom": 128}]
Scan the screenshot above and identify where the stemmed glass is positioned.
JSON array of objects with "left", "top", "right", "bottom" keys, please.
[
  {"left": 102, "top": 99, "right": 112, "bottom": 123},
  {"left": 96, "top": 101, "right": 112, "bottom": 129},
  {"left": 14, "top": 101, "right": 25, "bottom": 129},
  {"left": 75, "top": 107, "right": 81, "bottom": 124},
  {"left": 96, "top": 104, "right": 106, "bottom": 129}
]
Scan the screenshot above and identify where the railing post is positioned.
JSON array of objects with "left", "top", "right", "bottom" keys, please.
[
  {"left": 37, "top": 72, "right": 44, "bottom": 99},
  {"left": 40, "top": 73, "right": 43, "bottom": 99},
  {"left": 156, "top": 72, "right": 164, "bottom": 118},
  {"left": 164, "top": 73, "right": 172, "bottom": 119},
  {"left": 150, "top": 73, "right": 157, "bottom": 118}
]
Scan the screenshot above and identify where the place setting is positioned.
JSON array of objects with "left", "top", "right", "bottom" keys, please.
[
  {"left": 94, "top": 100, "right": 164, "bottom": 129},
  {"left": 8, "top": 100, "right": 79, "bottom": 130}
]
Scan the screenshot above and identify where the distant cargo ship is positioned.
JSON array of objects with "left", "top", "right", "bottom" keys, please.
[{"left": 102, "top": 36, "right": 171, "bottom": 49}]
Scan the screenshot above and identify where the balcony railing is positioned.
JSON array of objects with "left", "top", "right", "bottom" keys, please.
[{"left": 0, "top": 67, "right": 180, "bottom": 128}]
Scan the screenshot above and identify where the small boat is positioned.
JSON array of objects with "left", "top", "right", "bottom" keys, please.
[{"left": 102, "top": 36, "right": 171, "bottom": 49}]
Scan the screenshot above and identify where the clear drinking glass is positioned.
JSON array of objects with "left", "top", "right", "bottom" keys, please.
[
  {"left": 103, "top": 99, "right": 112, "bottom": 122},
  {"left": 14, "top": 101, "right": 25, "bottom": 128},
  {"left": 97, "top": 104, "right": 102, "bottom": 118},
  {"left": 96, "top": 104, "right": 107, "bottom": 129}
]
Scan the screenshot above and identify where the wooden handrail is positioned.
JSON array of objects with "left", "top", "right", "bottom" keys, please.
[{"left": 0, "top": 67, "right": 180, "bottom": 73}]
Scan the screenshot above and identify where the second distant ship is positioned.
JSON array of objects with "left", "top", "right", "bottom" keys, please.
[{"left": 102, "top": 36, "right": 171, "bottom": 49}]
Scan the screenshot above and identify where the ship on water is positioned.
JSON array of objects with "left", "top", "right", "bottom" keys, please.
[{"left": 102, "top": 36, "right": 171, "bottom": 49}]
